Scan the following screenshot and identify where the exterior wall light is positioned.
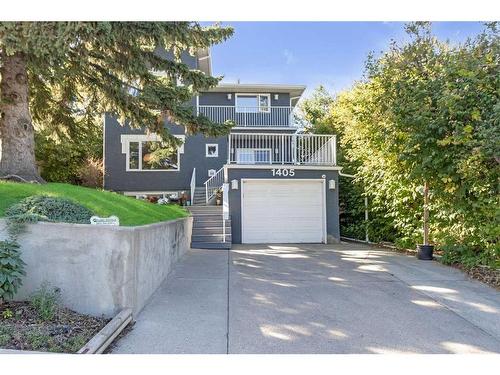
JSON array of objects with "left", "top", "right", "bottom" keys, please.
[
  {"left": 274, "top": 94, "right": 279, "bottom": 100},
  {"left": 227, "top": 93, "right": 232, "bottom": 100},
  {"left": 329, "top": 180, "right": 336, "bottom": 190},
  {"left": 231, "top": 179, "right": 239, "bottom": 190}
]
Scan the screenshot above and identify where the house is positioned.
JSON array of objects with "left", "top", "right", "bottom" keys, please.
[{"left": 103, "top": 49, "right": 341, "bottom": 249}]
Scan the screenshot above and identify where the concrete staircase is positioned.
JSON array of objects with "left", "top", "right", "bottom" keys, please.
[
  {"left": 189, "top": 188, "right": 231, "bottom": 249},
  {"left": 192, "top": 186, "right": 208, "bottom": 206}
]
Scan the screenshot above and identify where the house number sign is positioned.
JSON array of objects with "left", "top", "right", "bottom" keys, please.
[{"left": 272, "top": 168, "right": 295, "bottom": 177}]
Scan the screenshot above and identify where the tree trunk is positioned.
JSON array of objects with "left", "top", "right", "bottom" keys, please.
[
  {"left": 0, "top": 52, "right": 43, "bottom": 183},
  {"left": 423, "top": 180, "right": 429, "bottom": 246}
]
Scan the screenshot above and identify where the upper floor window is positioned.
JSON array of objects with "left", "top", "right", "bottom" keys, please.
[{"left": 235, "top": 94, "right": 270, "bottom": 113}]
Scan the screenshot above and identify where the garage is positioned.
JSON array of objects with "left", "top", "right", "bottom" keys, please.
[{"left": 241, "top": 179, "right": 326, "bottom": 244}]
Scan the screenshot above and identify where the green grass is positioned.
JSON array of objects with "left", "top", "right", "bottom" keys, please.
[{"left": 0, "top": 182, "right": 188, "bottom": 226}]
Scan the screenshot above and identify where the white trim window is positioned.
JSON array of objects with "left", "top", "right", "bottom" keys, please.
[
  {"left": 121, "top": 134, "right": 184, "bottom": 172},
  {"left": 236, "top": 148, "right": 272, "bottom": 164},
  {"left": 235, "top": 94, "right": 270, "bottom": 113},
  {"left": 206, "top": 143, "right": 219, "bottom": 158}
]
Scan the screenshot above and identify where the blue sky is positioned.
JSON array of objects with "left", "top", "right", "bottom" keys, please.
[{"left": 208, "top": 22, "right": 486, "bottom": 97}]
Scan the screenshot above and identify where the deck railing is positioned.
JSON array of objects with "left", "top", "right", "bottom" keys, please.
[
  {"left": 228, "top": 133, "right": 337, "bottom": 166},
  {"left": 204, "top": 167, "right": 224, "bottom": 204},
  {"left": 198, "top": 105, "right": 294, "bottom": 127}
]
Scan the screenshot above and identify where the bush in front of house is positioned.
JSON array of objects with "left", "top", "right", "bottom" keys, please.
[
  {"left": 5, "top": 195, "right": 94, "bottom": 224},
  {"left": 77, "top": 158, "right": 103, "bottom": 188}
]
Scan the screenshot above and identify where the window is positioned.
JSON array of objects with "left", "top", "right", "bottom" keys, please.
[
  {"left": 236, "top": 149, "right": 272, "bottom": 164},
  {"left": 235, "top": 94, "right": 270, "bottom": 113},
  {"left": 127, "top": 141, "right": 179, "bottom": 171},
  {"left": 206, "top": 144, "right": 218, "bottom": 158},
  {"left": 129, "top": 142, "right": 139, "bottom": 170}
]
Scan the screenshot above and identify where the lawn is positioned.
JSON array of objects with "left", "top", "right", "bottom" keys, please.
[{"left": 0, "top": 182, "right": 188, "bottom": 226}]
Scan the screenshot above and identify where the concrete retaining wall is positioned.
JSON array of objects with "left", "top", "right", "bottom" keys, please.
[{"left": 0, "top": 217, "right": 192, "bottom": 318}]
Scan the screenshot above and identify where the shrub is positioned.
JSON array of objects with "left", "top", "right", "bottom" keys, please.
[
  {"left": 77, "top": 158, "right": 103, "bottom": 188},
  {"left": 2, "top": 309, "right": 13, "bottom": 319},
  {"left": 5, "top": 195, "right": 94, "bottom": 224},
  {"left": 25, "top": 329, "right": 52, "bottom": 350},
  {"left": 0, "top": 240, "right": 26, "bottom": 303},
  {"left": 0, "top": 326, "right": 13, "bottom": 346},
  {"left": 62, "top": 334, "right": 87, "bottom": 352},
  {"left": 31, "top": 283, "right": 61, "bottom": 322},
  {"left": 35, "top": 125, "right": 103, "bottom": 185}
]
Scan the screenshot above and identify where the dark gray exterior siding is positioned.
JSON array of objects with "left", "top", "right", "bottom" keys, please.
[
  {"left": 226, "top": 167, "right": 340, "bottom": 244},
  {"left": 103, "top": 51, "right": 302, "bottom": 194},
  {"left": 104, "top": 91, "right": 298, "bottom": 193},
  {"left": 103, "top": 114, "right": 228, "bottom": 192},
  {"left": 199, "top": 92, "right": 290, "bottom": 107}
]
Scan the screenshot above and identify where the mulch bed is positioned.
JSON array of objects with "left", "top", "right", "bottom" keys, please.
[
  {"left": 451, "top": 264, "right": 500, "bottom": 290},
  {"left": 0, "top": 301, "right": 109, "bottom": 353}
]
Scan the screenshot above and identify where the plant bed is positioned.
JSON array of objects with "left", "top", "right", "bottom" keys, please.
[
  {"left": 0, "top": 301, "right": 109, "bottom": 353},
  {"left": 449, "top": 264, "right": 500, "bottom": 290}
]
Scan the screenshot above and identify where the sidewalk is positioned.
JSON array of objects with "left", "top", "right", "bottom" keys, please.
[{"left": 112, "top": 249, "right": 228, "bottom": 354}]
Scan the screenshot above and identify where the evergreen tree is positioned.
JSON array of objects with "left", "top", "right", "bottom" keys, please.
[{"left": 0, "top": 22, "right": 233, "bottom": 182}]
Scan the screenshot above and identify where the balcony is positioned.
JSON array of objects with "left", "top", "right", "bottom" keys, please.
[
  {"left": 228, "top": 133, "right": 337, "bottom": 166},
  {"left": 198, "top": 105, "right": 294, "bottom": 128}
]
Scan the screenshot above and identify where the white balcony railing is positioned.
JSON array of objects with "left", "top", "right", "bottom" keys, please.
[
  {"left": 228, "top": 133, "right": 337, "bottom": 166},
  {"left": 198, "top": 105, "right": 294, "bottom": 127}
]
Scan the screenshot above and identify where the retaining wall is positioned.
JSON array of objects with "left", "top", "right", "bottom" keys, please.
[{"left": 0, "top": 217, "right": 193, "bottom": 317}]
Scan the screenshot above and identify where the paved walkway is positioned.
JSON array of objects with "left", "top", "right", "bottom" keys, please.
[{"left": 112, "top": 243, "right": 500, "bottom": 354}]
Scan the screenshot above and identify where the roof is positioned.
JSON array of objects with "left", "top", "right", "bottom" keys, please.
[{"left": 195, "top": 50, "right": 306, "bottom": 105}]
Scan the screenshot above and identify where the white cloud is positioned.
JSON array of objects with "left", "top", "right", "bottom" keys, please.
[{"left": 283, "top": 49, "right": 297, "bottom": 65}]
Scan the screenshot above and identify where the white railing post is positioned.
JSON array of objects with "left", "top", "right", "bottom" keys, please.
[
  {"left": 190, "top": 168, "right": 196, "bottom": 206},
  {"left": 333, "top": 135, "right": 337, "bottom": 165},
  {"left": 222, "top": 183, "right": 229, "bottom": 243}
]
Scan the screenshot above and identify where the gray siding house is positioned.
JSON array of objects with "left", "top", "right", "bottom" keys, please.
[{"left": 104, "top": 49, "right": 341, "bottom": 249}]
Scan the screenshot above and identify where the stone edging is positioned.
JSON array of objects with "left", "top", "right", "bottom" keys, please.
[{"left": 0, "top": 309, "right": 132, "bottom": 355}]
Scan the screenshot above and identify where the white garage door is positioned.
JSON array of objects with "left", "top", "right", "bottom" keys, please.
[{"left": 241, "top": 179, "right": 326, "bottom": 244}]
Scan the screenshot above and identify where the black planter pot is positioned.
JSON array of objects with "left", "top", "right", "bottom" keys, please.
[{"left": 417, "top": 244, "right": 434, "bottom": 260}]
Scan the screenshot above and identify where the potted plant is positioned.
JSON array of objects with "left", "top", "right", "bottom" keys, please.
[
  {"left": 215, "top": 189, "right": 222, "bottom": 206},
  {"left": 417, "top": 180, "right": 434, "bottom": 260}
]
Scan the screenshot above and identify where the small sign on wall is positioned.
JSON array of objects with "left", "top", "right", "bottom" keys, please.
[{"left": 90, "top": 216, "right": 120, "bottom": 226}]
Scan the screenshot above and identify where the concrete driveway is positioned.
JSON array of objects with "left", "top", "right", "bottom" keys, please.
[{"left": 112, "top": 242, "right": 500, "bottom": 354}]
